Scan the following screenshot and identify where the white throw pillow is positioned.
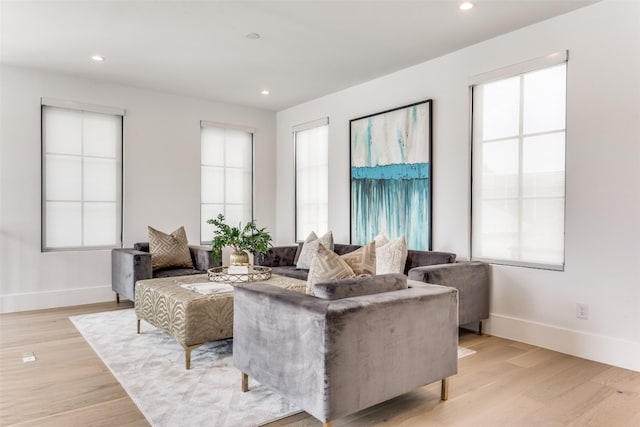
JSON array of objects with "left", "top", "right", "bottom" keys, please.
[
  {"left": 296, "top": 231, "right": 334, "bottom": 269},
  {"left": 376, "top": 235, "right": 408, "bottom": 275},
  {"left": 373, "top": 232, "right": 389, "bottom": 248}
]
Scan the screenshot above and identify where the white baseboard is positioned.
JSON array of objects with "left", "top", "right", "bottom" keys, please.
[
  {"left": 0, "top": 285, "right": 115, "bottom": 313},
  {"left": 486, "top": 313, "right": 640, "bottom": 372}
]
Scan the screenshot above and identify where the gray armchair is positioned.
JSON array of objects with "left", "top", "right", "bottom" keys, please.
[
  {"left": 111, "top": 242, "right": 216, "bottom": 303},
  {"left": 233, "top": 277, "right": 458, "bottom": 427}
]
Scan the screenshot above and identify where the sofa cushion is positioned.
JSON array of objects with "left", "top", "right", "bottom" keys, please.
[
  {"left": 333, "top": 243, "right": 362, "bottom": 255},
  {"left": 148, "top": 226, "right": 194, "bottom": 270},
  {"left": 313, "top": 273, "right": 408, "bottom": 300},
  {"left": 339, "top": 241, "right": 376, "bottom": 276},
  {"left": 306, "top": 243, "right": 355, "bottom": 294},
  {"left": 271, "top": 266, "right": 310, "bottom": 281},
  {"left": 256, "top": 246, "right": 298, "bottom": 267},
  {"left": 376, "top": 235, "right": 408, "bottom": 274},
  {"left": 296, "top": 231, "right": 334, "bottom": 269},
  {"left": 153, "top": 268, "right": 203, "bottom": 278}
]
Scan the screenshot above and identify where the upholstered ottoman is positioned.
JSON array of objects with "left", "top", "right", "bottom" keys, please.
[{"left": 135, "top": 273, "right": 306, "bottom": 369}]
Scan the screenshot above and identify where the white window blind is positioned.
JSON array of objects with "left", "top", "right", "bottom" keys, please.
[
  {"left": 294, "top": 119, "right": 329, "bottom": 241},
  {"left": 200, "top": 123, "right": 253, "bottom": 244},
  {"left": 471, "top": 60, "right": 567, "bottom": 270},
  {"left": 42, "top": 103, "right": 123, "bottom": 250}
]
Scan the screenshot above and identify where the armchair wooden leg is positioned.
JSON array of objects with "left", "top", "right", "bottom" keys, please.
[
  {"left": 116, "top": 293, "right": 120, "bottom": 304},
  {"left": 478, "top": 320, "right": 484, "bottom": 335},
  {"left": 323, "top": 422, "right": 332, "bottom": 427},
  {"left": 441, "top": 377, "right": 449, "bottom": 400},
  {"left": 242, "top": 372, "right": 249, "bottom": 392}
]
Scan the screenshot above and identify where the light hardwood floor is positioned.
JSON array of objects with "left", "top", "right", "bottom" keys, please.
[{"left": 1, "top": 302, "right": 638, "bottom": 426}]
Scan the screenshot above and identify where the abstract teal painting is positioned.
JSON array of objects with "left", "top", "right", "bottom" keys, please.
[{"left": 350, "top": 100, "right": 432, "bottom": 250}]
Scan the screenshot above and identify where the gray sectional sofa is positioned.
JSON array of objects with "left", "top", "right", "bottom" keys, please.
[{"left": 255, "top": 243, "right": 490, "bottom": 332}]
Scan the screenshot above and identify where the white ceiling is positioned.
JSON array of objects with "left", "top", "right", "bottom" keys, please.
[{"left": 1, "top": 1, "right": 597, "bottom": 111}]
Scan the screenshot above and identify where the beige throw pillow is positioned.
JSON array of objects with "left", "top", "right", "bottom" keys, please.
[
  {"left": 340, "top": 241, "right": 376, "bottom": 276},
  {"left": 376, "top": 235, "right": 408, "bottom": 275},
  {"left": 306, "top": 244, "right": 356, "bottom": 294},
  {"left": 148, "top": 226, "right": 193, "bottom": 270},
  {"left": 296, "top": 231, "right": 334, "bottom": 269}
]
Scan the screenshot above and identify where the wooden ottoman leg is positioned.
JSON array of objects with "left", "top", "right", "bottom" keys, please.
[
  {"left": 137, "top": 319, "right": 141, "bottom": 334},
  {"left": 183, "top": 343, "right": 204, "bottom": 370},
  {"left": 185, "top": 346, "right": 193, "bottom": 370}
]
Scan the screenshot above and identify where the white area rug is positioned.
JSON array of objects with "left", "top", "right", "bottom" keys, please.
[
  {"left": 70, "top": 309, "right": 300, "bottom": 427},
  {"left": 71, "top": 309, "right": 476, "bottom": 427}
]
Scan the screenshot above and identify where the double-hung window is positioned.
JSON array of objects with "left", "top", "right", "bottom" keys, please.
[
  {"left": 41, "top": 99, "right": 123, "bottom": 251},
  {"left": 471, "top": 52, "right": 567, "bottom": 269},
  {"left": 294, "top": 118, "right": 329, "bottom": 241},
  {"left": 200, "top": 122, "right": 254, "bottom": 244}
]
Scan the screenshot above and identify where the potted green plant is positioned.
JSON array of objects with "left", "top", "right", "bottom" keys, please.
[{"left": 207, "top": 214, "right": 272, "bottom": 266}]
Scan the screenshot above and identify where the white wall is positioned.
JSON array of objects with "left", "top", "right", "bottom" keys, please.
[
  {"left": 0, "top": 65, "right": 276, "bottom": 312},
  {"left": 276, "top": 1, "right": 640, "bottom": 371}
]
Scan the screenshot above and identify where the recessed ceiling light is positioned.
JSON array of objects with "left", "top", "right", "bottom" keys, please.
[
  {"left": 261, "top": 90, "right": 270, "bottom": 95},
  {"left": 91, "top": 55, "right": 105, "bottom": 62},
  {"left": 245, "top": 32, "right": 261, "bottom": 40},
  {"left": 459, "top": 2, "right": 474, "bottom": 10}
]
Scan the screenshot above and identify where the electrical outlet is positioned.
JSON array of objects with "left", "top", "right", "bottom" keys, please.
[
  {"left": 22, "top": 351, "right": 36, "bottom": 363},
  {"left": 576, "top": 303, "right": 589, "bottom": 320}
]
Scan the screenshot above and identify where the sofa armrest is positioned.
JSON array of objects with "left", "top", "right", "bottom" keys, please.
[
  {"left": 233, "top": 283, "right": 329, "bottom": 411},
  {"left": 189, "top": 245, "right": 217, "bottom": 271},
  {"left": 408, "top": 261, "right": 490, "bottom": 325},
  {"left": 111, "top": 249, "right": 152, "bottom": 302},
  {"left": 253, "top": 245, "right": 298, "bottom": 267},
  {"left": 233, "top": 282, "right": 458, "bottom": 423},
  {"left": 404, "top": 250, "right": 456, "bottom": 273}
]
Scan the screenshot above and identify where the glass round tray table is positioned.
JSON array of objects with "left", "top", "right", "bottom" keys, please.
[{"left": 207, "top": 266, "right": 272, "bottom": 283}]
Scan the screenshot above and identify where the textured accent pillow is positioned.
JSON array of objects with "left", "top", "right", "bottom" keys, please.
[
  {"left": 292, "top": 241, "right": 305, "bottom": 265},
  {"left": 376, "top": 235, "right": 408, "bottom": 275},
  {"left": 313, "top": 273, "right": 408, "bottom": 300},
  {"left": 373, "top": 232, "right": 389, "bottom": 247},
  {"left": 294, "top": 232, "right": 316, "bottom": 266},
  {"left": 306, "top": 244, "right": 356, "bottom": 294},
  {"left": 340, "top": 241, "right": 376, "bottom": 276},
  {"left": 296, "top": 231, "right": 334, "bottom": 269},
  {"left": 148, "top": 226, "right": 193, "bottom": 270}
]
